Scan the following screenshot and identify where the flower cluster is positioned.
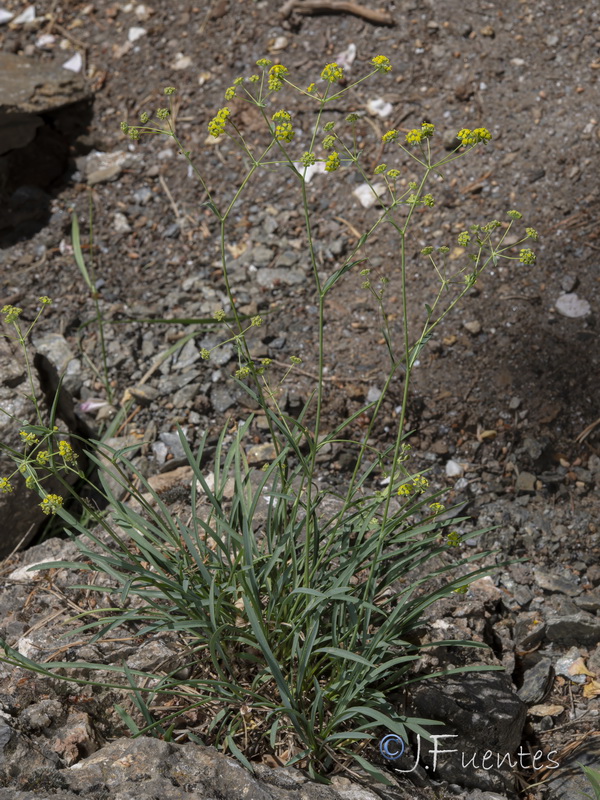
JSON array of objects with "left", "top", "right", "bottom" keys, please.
[
  {"left": 275, "top": 122, "right": 294, "bottom": 142},
  {"left": 208, "top": 107, "right": 231, "bottom": 138},
  {"left": 268, "top": 64, "right": 288, "bottom": 91},
  {"left": 321, "top": 62, "right": 344, "bottom": 83},
  {"left": 272, "top": 111, "right": 294, "bottom": 142},
  {"left": 256, "top": 58, "right": 272, "bottom": 68},
  {"left": 58, "top": 440, "right": 77, "bottom": 463},
  {"left": 456, "top": 127, "right": 492, "bottom": 146},
  {"left": 1, "top": 305, "right": 22, "bottom": 323},
  {"left": 19, "top": 430, "right": 39, "bottom": 447},
  {"left": 397, "top": 474, "right": 429, "bottom": 496},
  {"left": 322, "top": 135, "right": 336, "bottom": 150},
  {"left": 519, "top": 248, "right": 536, "bottom": 265},
  {"left": 382, "top": 129, "right": 398, "bottom": 144},
  {"left": 40, "top": 493, "right": 64, "bottom": 515},
  {"left": 457, "top": 231, "right": 471, "bottom": 247},
  {"left": 0, "top": 477, "right": 13, "bottom": 494},
  {"left": 446, "top": 530, "right": 461, "bottom": 547},
  {"left": 406, "top": 122, "right": 435, "bottom": 146},
  {"left": 301, "top": 152, "right": 316, "bottom": 167},
  {"left": 371, "top": 55, "right": 392, "bottom": 73},
  {"left": 325, "top": 152, "right": 340, "bottom": 172},
  {"left": 156, "top": 108, "right": 170, "bottom": 120}
]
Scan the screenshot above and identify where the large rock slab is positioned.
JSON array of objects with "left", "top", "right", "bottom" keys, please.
[
  {"left": 0, "top": 52, "right": 89, "bottom": 118},
  {"left": 411, "top": 672, "right": 527, "bottom": 793}
]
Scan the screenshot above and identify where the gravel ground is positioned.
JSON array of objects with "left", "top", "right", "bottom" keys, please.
[{"left": 0, "top": 0, "right": 599, "bottom": 797}]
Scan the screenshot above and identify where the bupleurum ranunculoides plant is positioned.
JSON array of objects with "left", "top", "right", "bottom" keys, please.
[
  {"left": 116, "top": 55, "right": 540, "bottom": 603},
  {"left": 0, "top": 298, "right": 83, "bottom": 516}
]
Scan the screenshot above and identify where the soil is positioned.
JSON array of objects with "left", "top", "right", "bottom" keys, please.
[{"left": 1, "top": 0, "right": 599, "bottom": 798}]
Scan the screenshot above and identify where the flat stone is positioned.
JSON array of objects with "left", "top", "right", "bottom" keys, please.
[
  {"left": 0, "top": 52, "right": 89, "bottom": 117},
  {"left": 517, "top": 658, "right": 553, "bottom": 704},
  {"left": 256, "top": 267, "right": 304, "bottom": 287},
  {"left": 555, "top": 292, "right": 591, "bottom": 318},
  {"left": 533, "top": 567, "right": 582, "bottom": 596},
  {"left": 515, "top": 471, "right": 536, "bottom": 493},
  {"left": 246, "top": 442, "right": 277, "bottom": 465},
  {"left": 546, "top": 610, "right": 600, "bottom": 646}
]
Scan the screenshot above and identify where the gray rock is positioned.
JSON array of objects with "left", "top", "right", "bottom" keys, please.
[
  {"left": 513, "top": 612, "right": 546, "bottom": 650},
  {"left": 256, "top": 267, "right": 305, "bottom": 288},
  {"left": 533, "top": 567, "right": 582, "bottom": 596},
  {"left": 249, "top": 244, "right": 274, "bottom": 267},
  {"left": 210, "top": 384, "right": 238, "bottom": 413},
  {"left": 32, "top": 332, "right": 82, "bottom": 395},
  {"left": 545, "top": 610, "right": 600, "bottom": 646},
  {"left": 0, "top": 52, "right": 89, "bottom": 156},
  {"left": 517, "top": 658, "right": 553, "bottom": 704},
  {"left": 412, "top": 672, "right": 527, "bottom": 792},
  {"left": 0, "top": 335, "right": 66, "bottom": 556},
  {"left": 515, "top": 471, "right": 536, "bottom": 493},
  {"left": 546, "top": 737, "right": 600, "bottom": 799},
  {"left": 0, "top": 734, "right": 394, "bottom": 800}
]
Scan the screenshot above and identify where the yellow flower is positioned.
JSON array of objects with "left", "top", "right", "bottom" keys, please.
[
  {"left": 325, "top": 151, "right": 341, "bottom": 172},
  {"left": 40, "top": 494, "right": 64, "bottom": 515},
  {"left": 0, "top": 477, "right": 13, "bottom": 494},
  {"left": 321, "top": 62, "right": 344, "bottom": 83},
  {"left": 406, "top": 129, "right": 423, "bottom": 146},
  {"left": 371, "top": 55, "right": 392, "bottom": 73},
  {"left": 19, "top": 430, "right": 39, "bottom": 447},
  {"left": 58, "top": 440, "right": 77, "bottom": 463},
  {"left": 208, "top": 107, "right": 231, "bottom": 138},
  {"left": 1, "top": 305, "right": 22, "bottom": 323},
  {"left": 268, "top": 64, "right": 289, "bottom": 91}
]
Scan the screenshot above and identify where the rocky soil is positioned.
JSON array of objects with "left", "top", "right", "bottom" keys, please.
[{"left": 0, "top": 0, "right": 599, "bottom": 798}]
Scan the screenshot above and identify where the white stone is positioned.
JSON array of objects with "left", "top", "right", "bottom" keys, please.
[
  {"left": 303, "top": 161, "right": 327, "bottom": 184},
  {"left": 62, "top": 52, "right": 83, "bottom": 72},
  {"left": 271, "top": 35, "right": 288, "bottom": 51},
  {"left": 463, "top": 319, "right": 482, "bottom": 334},
  {"left": 445, "top": 459, "right": 464, "bottom": 478},
  {"left": 367, "top": 97, "right": 393, "bottom": 119},
  {"left": 113, "top": 211, "right": 131, "bottom": 233},
  {"left": 13, "top": 5, "right": 35, "bottom": 24},
  {"left": 128, "top": 26, "right": 146, "bottom": 42},
  {"left": 171, "top": 52, "right": 193, "bottom": 70},
  {"left": 555, "top": 292, "right": 591, "bottom": 318},
  {"left": 335, "top": 42, "right": 356, "bottom": 71},
  {"left": 0, "top": 9, "right": 14, "bottom": 24},
  {"left": 353, "top": 181, "right": 386, "bottom": 209}
]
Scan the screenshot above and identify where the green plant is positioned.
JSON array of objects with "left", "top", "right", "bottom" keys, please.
[
  {"left": 579, "top": 763, "right": 600, "bottom": 799},
  {"left": 0, "top": 55, "right": 538, "bottom": 784},
  {"left": 71, "top": 196, "right": 114, "bottom": 405}
]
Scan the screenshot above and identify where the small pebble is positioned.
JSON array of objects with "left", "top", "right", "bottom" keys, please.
[{"left": 555, "top": 293, "right": 591, "bottom": 318}]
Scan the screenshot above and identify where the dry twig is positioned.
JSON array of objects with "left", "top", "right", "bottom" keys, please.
[{"left": 280, "top": 0, "right": 394, "bottom": 26}]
